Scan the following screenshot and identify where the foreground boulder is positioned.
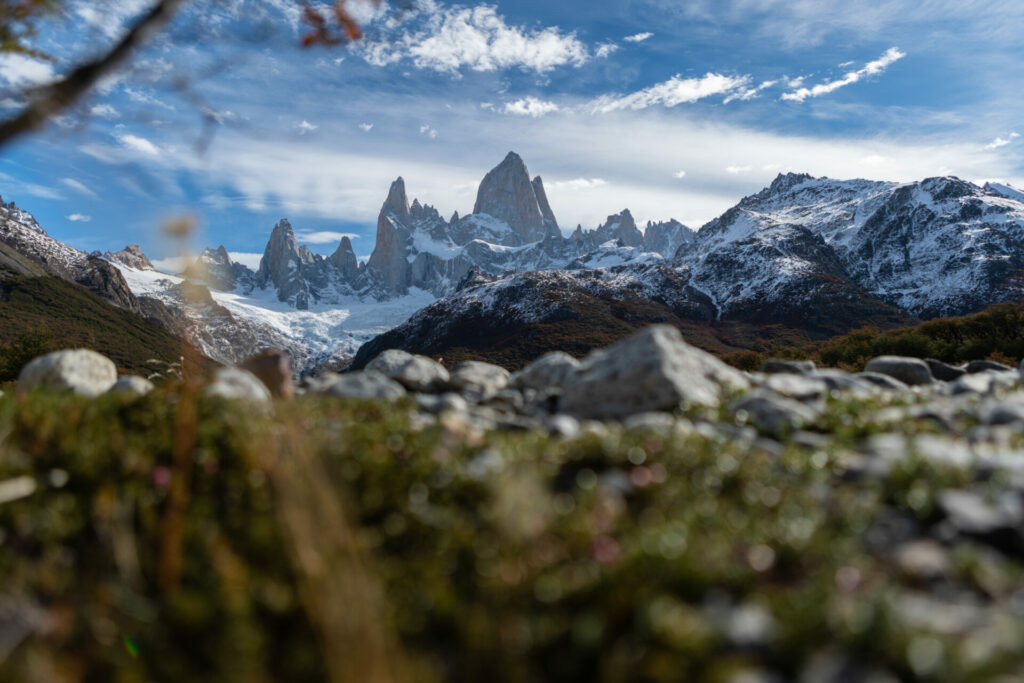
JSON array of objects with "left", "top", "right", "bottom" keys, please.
[
  {"left": 241, "top": 349, "right": 295, "bottom": 399},
  {"left": 109, "top": 375, "right": 155, "bottom": 397},
  {"left": 447, "top": 361, "right": 510, "bottom": 401},
  {"left": 310, "top": 371, "right": 406, "bottom": 401},
  {"left": 366, "top": 349, "right": 449, "bottom": 392},
  {"left": 863, "top": 356, "right": 933, "bottom": 386},
  {"left": 18, "top": 349, "right": 117, "bottom": 397},
  {"left": 561, "top": 325, "right": 750, "bottom": 419},
  {"left": 204, "top": 368, "right": 272, "bottom": 403},
  {"left": 511, "top": 351, "right": 579, "bottom": 392}
]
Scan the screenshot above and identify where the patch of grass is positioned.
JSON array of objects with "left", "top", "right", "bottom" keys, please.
[
  {"left": 1, "top": 390, "right": 1023, "bottom": 681},
  {"left": 0, "top": 274, "right": 211, "bottom": 377},
  {"left": 723, "top": 301, "right": 1024, "bottom": 371}
]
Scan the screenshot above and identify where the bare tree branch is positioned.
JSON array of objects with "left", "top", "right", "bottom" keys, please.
[{"left": 0, "top": 0, "right": 187, "bottom": 150}]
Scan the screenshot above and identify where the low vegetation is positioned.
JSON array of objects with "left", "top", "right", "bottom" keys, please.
[
  {"left": 723, "top": 301, "right": 1024, "bottom": 371},
  {"left": 0, "top": 274, "right": 202, "bottom": 380},
  {"left": 1, "top": 387, "right": 1022, "bottom": 681}
]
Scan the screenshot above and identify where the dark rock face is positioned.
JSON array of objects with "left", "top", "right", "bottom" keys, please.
[
  {"left": 104, "top": 244, "right": 154, "bottom": 271},
  {"left": 473, "top": 152, "right": 549, "bottom": 245},
  {"left": 328, "top": 236, "right": 361, "bottom": 283},
  {"left": 76, "top": 257, "right": 141, "bottom": 314}
]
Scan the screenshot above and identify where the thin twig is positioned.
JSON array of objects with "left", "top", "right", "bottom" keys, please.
[{"left": 0, "top": 0, "right": 187, "bottom": 149}]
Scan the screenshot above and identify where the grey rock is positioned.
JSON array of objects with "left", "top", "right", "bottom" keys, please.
[
  {"left": 18, "top": 349, "right": 117, "bottom": 397},
  {"left": 312, "top": 371, "right": 406, "bottom": 401},
  {"left": 864, "top": 356, "right": 933, "bottom": 386},
  {"left": 895, "top": 540, "right": 950, "bottom": 581},
  {"left": 416, "top": 392, "right": 469, "bottom": 415},
  {"left": 951, "top": 370, "right": 1018, "bottom": 396},
  {"left": 472, "top": 151, "right": 553, "bottom": 244},
  {"left": 966, "top": 359, "right": 1013, "bottom": 374},
  {"left": 561, "top": 326, "right": 750, "bottom": 419},
  {"left": 108, "top": 375, "right": 155, "bottom": 397},
  {"left": 926, "top": 358, "right": 966, "bottom": 382},
  {"left": 763, "top": 373, "right": 828, "bottom": 401},
  {"left": 761, "top": 359, "right": 815, "bottom": 375},
  {"left": 366, "top": 349, "right": 449, "bottom": 392},
  {"left": 447, "top": 361, "right": 510, "bottom": 400},
  {"left": 622, "top": 411, "right": 680, "bottom": 434},
  {"left": 939, "top": 489, "right": 1023, "bottom": 535},
  {"left": 511, "top": 351, "right": 580, "bottom": 391},
  {"left": 979, "top": 395, "right": 1024, "bottom": 426},
  {"left": 204, "top": 367, "right": 272, "bottom": 403},
  {"left": 544, "top": 414, "right": 580, "bottom": 439},
  {"left": 855, "top": 372, "right": 910, "bottom": 391},
  {"left": 730, "top": 391, "right": 821, "bottom": 436}
]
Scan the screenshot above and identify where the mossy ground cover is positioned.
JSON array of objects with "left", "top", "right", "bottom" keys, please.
[{"left": 1, "top": 389, "right": 1023, "bottom": 681}]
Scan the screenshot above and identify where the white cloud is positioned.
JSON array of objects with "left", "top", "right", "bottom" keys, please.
[
  {"left": 723, "top": 79, "right": 778, "bottom": 103},
  {"left": 66, "top": 213, "right": 92, "bottom": 222},
  {"left": 90, "top": 103, "right": 120, "bottom": 119},
  {"left": 674, "top": 170, "right": 687, "bottom": 179},
  {"left": 503, "top": 97, "right": 560, "bottom": 117},
  {"left": 117, "top": 133, "right": 161, "bottom": 156},
  {"left": 123, "top": 87, "right": 176, "bottom": 111},
  {"left": 624, "top": 32, "right": 654, "bottom": 42},
  {"left": 591, "top": 73, "right": 751, "bottom": 113},
  {"left": 782, "top": 47, "right": 906, "bottom": 102},
  {"left": 419, "top": 124, "right": 439, "bottom": 139},
  {"left": 595, "top": 43, "right": 619, "bottom": 59},
  {"left": 297, "top": 120, "right": 318, "bottom": 134},
  {"left": 227, "top": 252, "right": 264, "bottom": 270},
  {"left": 150, "top": 256, "right": 189, "bottom": 273},
  {"left": 985, "top": 132, "right": 1020, "bottom": 150},
  {"left": 0, "top": 53, "right": 55, "bottom": 88},
  {"left": 726, "top": 165, "right": 753, "bottom": 174},
  {"left": 61, "top": 177, "right": 98, "bottom": 198},
  {"left": 361, "top": 2, "right": 589, "bottom": 74},
  {"left": 294, "top": 230, "right": 358, "bottom": 245},
  {"left": 549, "top": 178, "right": 608, "bottom": 190},
  {"left": 359, "top": 122, "right": 374, "bottom": 132}
]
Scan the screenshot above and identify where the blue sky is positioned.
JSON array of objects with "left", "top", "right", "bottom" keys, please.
[{"left": 0, "top": 0, "right": 1021, "bottom": 267}]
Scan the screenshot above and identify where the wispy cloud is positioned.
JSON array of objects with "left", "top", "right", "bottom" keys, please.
[
  {"left": 67, "top": 213, "right": 92, "bottom": 222},
  {"left": 624, "top": 32, "right": 653, "bottom": 43},
  {"left": 296, "top": 120, "right": 318, "bottom": 134},
  {"left": 117, "top": 133, "right": 161, "bottom": 156},
  {"left": 358, "top": 122, "right": 374, "bottom": 132},
  {"left": 723, "top": 80, "right": 778, "bottom": 103},
  {"left": 90, "top": 103, "right": 120, "bottom": 119},
  {"left": 61, "top": 177, "right": 98, "bottom": 198},
  {"left": 782, "top": 47, "right": 906, "bottom": 102},
  {"left": 295, "top": 230, "right": 358, "bottom": 245},
  {"left": 361, "top": 1, "right": 589, "bottom": 74},
  {"left": 591, "top": 73, "right": 751, "bottom": 113},
  {"left": 985, "top": 132, "right": 1020, "bottom": 150},
  {"left": 419, "top": 124, "right": 439, "bottom": 139},
  {"left": 503, "top": 97, "right": 560, "bottom": 117},
  {"left": 595, "top": 43, "right": 618, "bottom": 59},
  {"left": 549, "top": 178, "right": 608, "bottom": 190},
  {"left": 673, "top": 170, "right": 687, "bottom": 179},
  {"left": 726, "top": 165, "right": 753, "bottom": 174}
]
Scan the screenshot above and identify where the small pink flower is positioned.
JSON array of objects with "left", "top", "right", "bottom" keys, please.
[{"left": 153, "top": 466, "right": 172, "bottom": 488}]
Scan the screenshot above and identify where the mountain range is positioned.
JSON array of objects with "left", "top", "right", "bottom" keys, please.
[{"left": 5, "top": 152, "right": 1024, "bottom": 372}]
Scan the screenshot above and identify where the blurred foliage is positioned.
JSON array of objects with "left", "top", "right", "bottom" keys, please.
[
  {"left": 1, "top": 389, "right": 1023, "bottom": 681},
  {"left": 723, "top": 301, "right": 1024, "bottom": 371},
  {"left": 0, "top": 0, "right": 58, "bottom": 59}
]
